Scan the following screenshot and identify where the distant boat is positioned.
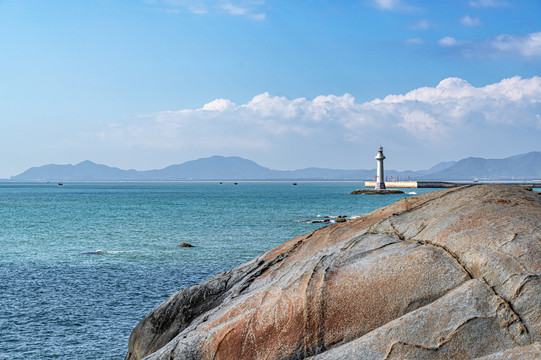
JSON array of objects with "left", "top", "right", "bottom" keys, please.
[
  {"left": 234, "top": 182, "right": 238, "bottom": 185},
  {"left": 473, "top": 178, "right": 479, "bottom": 183},
  {"left": 58, "top": 182, "right": 63, "bottom": 186},
  {"left": 292, "top": 182, "right": 297, "bottom": 185}
]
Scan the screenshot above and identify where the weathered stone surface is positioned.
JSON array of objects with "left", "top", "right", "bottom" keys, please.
[
  {"left": 126, "top": 185, "right": 541, "bottom": 360},
  {"left": 309, "top": 280, "right": 522, "bottom": 360},
  {"left": 475, "top": 342, "right": 541, "bottom": 359}
]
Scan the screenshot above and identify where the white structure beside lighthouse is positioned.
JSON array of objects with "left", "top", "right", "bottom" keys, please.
[{"left": 375, "top": 146, "right": 386, "bottom": 189}]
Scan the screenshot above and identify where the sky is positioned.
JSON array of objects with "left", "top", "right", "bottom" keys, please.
[{"left": 1, "top": 0, "right": 540, "bottom": 178}]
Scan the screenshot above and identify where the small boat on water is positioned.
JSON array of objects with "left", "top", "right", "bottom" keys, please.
[
  {"left": 292, "top": 182, "right": 297, "bottom": 185},
  {"left": 58, "top": 182, "right": 63, "bottom": 186}
]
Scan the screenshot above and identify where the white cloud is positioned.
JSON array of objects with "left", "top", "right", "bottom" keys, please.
[
  {"left": 398, "top": 111, "right": 447, "bottom": 138},
  {"left": 370, "top": 0, "right": 414, "bottom": 11},
  {"left": 491, "top": 32, "right": 541, "bottom": 58},
  {"left": 245, "top": 92, "right": 302, "bottom": 119},
  {"left": 460, "top": 15, "right": 481, "bottom": 27},
  {"left": 410, "top": 19, "right": 429, "bottom": 30},
  {"left": 98, "top": 76, "right": 541, "bottom": 159},
  {"left": 153, "top": 0, "right": 266, "bottom": 19},
  {"left": 249, "top": 13, "right": 265, "bottom": 21},
  {"left": 220, "top": 3, "right": 248, "bottom": 15},
  {"left": 438, "top": 36, "right": 458, "bottom": 47},
  {"left": 186, "top": 4, "right": 208, "bottom": 14},
  {"left": 440, "top": 32, "right": 541, "bottom": 59},
  {"left": 372, "top": 0, "right": 400, "bottom": 10},
  {"left": 469, "top": 0, "right": 507, "bottom": 8},
  {"left": 201, "top": 98, "right": 235, "bottom": 112},
  {"left": 372, "top": 76, "right": 541, "bottom": 130}
]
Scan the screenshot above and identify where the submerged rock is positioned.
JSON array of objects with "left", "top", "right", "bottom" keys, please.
[
  {"left": 179, "top": 242, "right": 194, "bottom": 248},
  {"left": 79, "top": 249, "right": 104, "bottom": 255},
  {"left": 126, "top": 185, "right": 541, "bottom": 360}
]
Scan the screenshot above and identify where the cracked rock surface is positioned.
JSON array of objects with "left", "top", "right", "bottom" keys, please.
[{"left": 126, "top": 185, "right": 541, "bottom": 360}]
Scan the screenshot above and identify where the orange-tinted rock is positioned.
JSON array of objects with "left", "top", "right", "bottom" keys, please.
[
  {"left": 126, "top": 185, "right": 541, "bottom": 360},
  {"left": 475, "top": 342, "right": 541, "bottom": 359}
]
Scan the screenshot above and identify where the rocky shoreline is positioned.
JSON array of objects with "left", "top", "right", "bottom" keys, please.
[{"left": 126, "top": 185, "right": 541, "bottom": 360}]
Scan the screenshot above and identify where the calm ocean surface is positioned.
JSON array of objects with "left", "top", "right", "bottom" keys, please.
[{"left": 0, "top": 182, "right": 442, "bottom": 359}]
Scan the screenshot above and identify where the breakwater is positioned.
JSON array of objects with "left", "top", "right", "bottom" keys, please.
[{"left": 365, "top": 181, "right": 537, "bottom": 188}]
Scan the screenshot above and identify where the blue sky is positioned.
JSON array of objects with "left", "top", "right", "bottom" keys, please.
[{"left": 1, "top": 0, "right": 540, "bottom": 178}]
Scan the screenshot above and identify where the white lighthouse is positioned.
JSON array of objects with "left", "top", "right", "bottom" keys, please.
[{"left": 375, "top": 146, "right": 386, "bottom": 189}]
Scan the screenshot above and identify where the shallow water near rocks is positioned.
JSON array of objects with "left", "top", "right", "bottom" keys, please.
[{"left": 0, "top": 182, "right": 444, "bottom": 359}]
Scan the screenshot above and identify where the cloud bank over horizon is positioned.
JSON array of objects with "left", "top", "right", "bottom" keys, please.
[{"left": 96, "top": 76, "right": 541, "bottom": 171}]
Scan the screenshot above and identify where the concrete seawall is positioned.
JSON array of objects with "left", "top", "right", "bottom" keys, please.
[
  {"left": 364, "top": 181, "right": 537, "bottom": 189},
  {"left": 364, "top": 181, "right": 418, "bottom": 188}
]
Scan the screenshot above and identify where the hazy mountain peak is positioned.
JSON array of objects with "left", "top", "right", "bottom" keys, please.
[{"left": 76, "top": 160, "right": 98, "bottom": 166}]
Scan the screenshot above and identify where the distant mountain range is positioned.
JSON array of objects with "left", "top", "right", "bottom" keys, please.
[{"left": 7, "top": 152, "right": 541, "bottom": 182}]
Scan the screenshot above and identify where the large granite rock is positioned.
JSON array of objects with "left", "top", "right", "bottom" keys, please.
[{"left": 126, "top": 185, "right": 541, "bottom": 360}]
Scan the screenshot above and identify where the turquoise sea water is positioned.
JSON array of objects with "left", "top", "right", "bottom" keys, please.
[{"left": 0, "top": 182, "right": 445, "bottom": 359}]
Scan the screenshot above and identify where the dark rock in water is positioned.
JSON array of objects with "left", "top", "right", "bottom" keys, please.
[
  {"left": 351, "top": 189, "right": 404, "bottom": 195},
  {"left": 179, "top": 242, "right": 194, "bottom": 248},
  {"left": 79, "top": 249, "right": 104, "bottom": 255},
  {"left": 126, "top": 185, "right": 541, "bottom": 360},
  {"left": 303, "top": 217, "right": 350, "bottom": 224},
  {"left": 309, "top": 219, "right": 331, "bottom": 224}
]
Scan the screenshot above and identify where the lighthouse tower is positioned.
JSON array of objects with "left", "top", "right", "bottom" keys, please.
[{"left": 375, "top": 146, "right": 386, "bottom": 189}]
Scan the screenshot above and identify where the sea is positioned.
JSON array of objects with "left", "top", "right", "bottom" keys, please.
[{"left": 0, "top": 182, "right": 478, "bottom": 359}]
